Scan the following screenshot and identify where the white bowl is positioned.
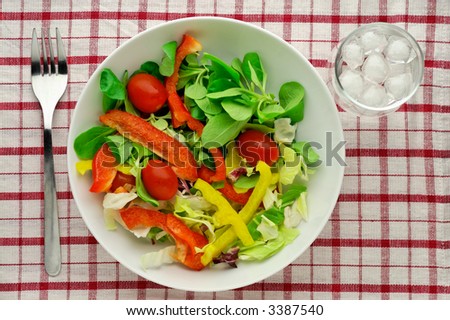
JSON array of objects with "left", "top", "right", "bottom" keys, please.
[{"left": 67, "top": 17, "right": 345, "bottom": 292}]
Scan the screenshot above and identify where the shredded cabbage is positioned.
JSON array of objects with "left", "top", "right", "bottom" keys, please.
[
  {"left": 296, "top": 191, "right": 308, "bottom": 221},
  {"left": 141, "top": 245, "right": 176, "bottom": 269},
  {"left": 102, "top": 191, "right": 138, "bottom": 231},
  {"left": 283, "top": 191, "right": 309, "bottom": 227},
  {"left": 279, "top": 145, "right": 301, "bottom": 185},
  {"left": 174, "top": 194, "right": 216, "bottom": 242},
  {"left": 256, "top": 215, "right": 279, "bottom": 241},
  {"left": 283, "top": 200, "right": 302, "bottom": 228},
  {"left": 262, "top": 187, "right": 279, "bottom": 209},
  {"left": 298, "top": 155, "right": 309, "bottom": 182},
  {"left": 174, "top": 194, "right": 216, "bottom": 213},
  {"left": 103, "top": 191, "right": 138, "bottom": 210},
  {"left": 130, "top": 226, "right": 152, "bottom": 238},
  {"left": 239, "top": 227, "right": 300, "bottom": 261},
  {"left": 175, "top": 214, "right": 216, "bottom": 244},
  {"left": 274, "top": 118, "right": 296, "bottom": 144},
  {"left": 103, "top": 208, "right": 120, "bottom": 231}
]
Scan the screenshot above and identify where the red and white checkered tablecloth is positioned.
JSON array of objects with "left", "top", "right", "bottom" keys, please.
[{"left": 0, "top": 0, "right": 448, "bottom": 300}]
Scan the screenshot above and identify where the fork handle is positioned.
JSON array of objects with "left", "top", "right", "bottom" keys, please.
[{"left": 43, "top": 128, "right": 61, "bottom": 276}]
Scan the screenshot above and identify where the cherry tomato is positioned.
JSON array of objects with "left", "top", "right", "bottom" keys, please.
[
  {"left": 141, "top": 159, "right": 178, "bottom": 200},
  {"left": 236, "top": 130, "right": 279, "bottom": 167},
  {"left": 111, "top": 171, "right": 136, "bottom": 192},
  {"left": 127, "top": 73, "right": 168, "bottom": 113}
]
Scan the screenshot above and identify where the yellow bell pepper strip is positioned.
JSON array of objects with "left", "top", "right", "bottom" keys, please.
[
  {"left": 235, "top": 160, "right": 272, "bottom": 222},
  {"left": 201, "top": 161, "right": 272, "bottom": 266},
  {"left": 117, "top": 164, "right": 133, "bottom": 175},
  {"left": 198, "top": 165, "right": 253, "bottom": 205},
  {"left": 194, "top": 179, "right": 254, "bottom": 246},
  {"left": 75, "top": 152, "right": 134, "bottom": 180},
  {"left": 76, "top": 160, "right": 92, "bottom": 175}
]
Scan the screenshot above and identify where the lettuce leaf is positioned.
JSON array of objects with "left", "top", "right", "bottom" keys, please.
[
  {"left": 262, "top": 187, "right": 279, "bottom": 209},
  {"left": 238, "top": 226, "right": 300, "bottom": 261},
  {"left": 174, "top": 194, "right": 216, "bottom": 242},
  {"left": 141, "top": 246, "right": 176, "bottom": 269},
  {"left": 278, "top": 144, "right": 301, "bottom": 185},
  {"left": 256, "top": 215, "right": 278, "bottom": 241},
  {"left": 274, "top": 118, "right": 297, "bottom": 144},
  {"left": 102, "top": 191, "right": 138, "bottom": 210}
]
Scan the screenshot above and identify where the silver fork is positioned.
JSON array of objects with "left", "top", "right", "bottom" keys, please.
[{"left": 31, "top": 28, "right": 68, "bottom": 276}]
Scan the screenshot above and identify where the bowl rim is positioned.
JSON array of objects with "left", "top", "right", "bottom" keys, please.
[{"left": 67, "top": 16, "right": 346, "bottom": 291}]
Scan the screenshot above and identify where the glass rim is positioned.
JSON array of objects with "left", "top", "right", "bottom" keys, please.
[{"left": 334, "top": 22, "right": 425, "bottom": 112}]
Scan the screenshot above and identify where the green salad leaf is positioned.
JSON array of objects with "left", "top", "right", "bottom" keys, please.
[
  {"left": 242, "top": 52, "right": 266, "bottom": 92},
  {"left": 100, "top": 68, "right": 127, "bottom": 113},
  {"left": 139, "top": 61, "right": 164, "bottom": 82},
  {"left": 159, "top": 40, "right": 177, "bottom": 76},
  {"left": 291, "top": 141, "right": 320, "bottom": 166},
  {"left": 203, "top": 52, "right": 241, "bottom": 85},
  {"left": 221, "top": 99, "right": 255, "bottom": 121},
  {"left": 201, "top": 112, "right": 246, "bottom": 148},
  {"left": 185, "top": 83, "right": 207, "bottom": 100},
  {"left": 233, "top": 174, "right": 260, "bottom": 189},
  {"left": 135, "top": 161, "right": 159, "bottom": 207},
  {"left": 279, "top": 81, "right": 305, "bottom": 123},
  {"left": 280, "top": 185, "right": 307, "bottom": 209},
  {"left": 100, "top": 68, "right": 126, "bottom": 100},
  {"left": 74, "top": 126, "right": 116, "bottom": 160},
  {"left": 104, "top": 135, "right": 133, "bottom": 165}
]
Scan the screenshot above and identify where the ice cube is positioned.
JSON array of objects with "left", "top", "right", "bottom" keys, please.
[
  {"left": 362, "top": 53, "right": 389, "bottom": 84},
  {"left": 338, "top": 69, "right": 364, "bottom": 99},
  {"left": 385, "top": 73, "right": 413, "bottom": 100},
  {"left": 388, "top": 61, "right": 411, "bottom": 77},
  {"left": 359, "top": 31, "right": 388, "bottom": 55},
  {"left": 342, "top": 40, "right": 364, "bottom": 69},
  {"left": 384, "top": 36, "right": 411, "bottom": 63},
  {"left": 407, "top": 48, "right": 417, "bottom": 63},
  {"left": 358, "top": 83, "right": 388, "bottom": 107}
]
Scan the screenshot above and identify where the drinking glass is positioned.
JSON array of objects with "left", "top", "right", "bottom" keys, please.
[{"left": 328, "top": 23, "right": 424, "bottom": 117}]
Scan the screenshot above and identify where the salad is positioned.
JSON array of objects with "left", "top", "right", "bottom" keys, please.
[{"left": 74, "top": 34, "right": 319, "bottom": 271}]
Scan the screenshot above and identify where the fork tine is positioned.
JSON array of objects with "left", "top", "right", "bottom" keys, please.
[
  {"left": 55, "top": 28, "right": 68, "bottom": 75},
  {"left": 31, "top": 28, "right": 41, "bottom": 76},
  {"left": 47, "top": 28, "right": 56, "bottom": 75},
  {"left": 41, "top": 29, "right": 49, "bottom": 75}
]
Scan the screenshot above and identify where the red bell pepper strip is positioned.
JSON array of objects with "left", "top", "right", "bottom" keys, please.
[
  {"left": 120, "top": 206, "right": 167, "bottom": 229},
  {"left": 100, "top": 110, "right": 198, "bottom": 181},
  {"left": 165, "top": 214, "right": 208, "bottom": 271},
  {"left": 120, "top": 206, "right": 208, "bottom": 271},
  {"left": 208, "top": 147, "right": 226, "bottom": 182},
  {"left": 198, "top": 166, "right": 252, "bottom": 205},
  {"left": 219, "top": 180, "right": 253, "bottom": 205},
  {"left": 165, "top": 34, "right": 204, "bottom": 135},
  {"left": 111, "top": 171, "right": 136, "bottom": 192},
  {"left": 167, "top": 93, "right": 205, "bottom": 135},
  {"left": 90, "top": 143, "right": 118, "bottom": 193},
  {"left": 165, "top": 34, "right": 227, "bottom": 181}
]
